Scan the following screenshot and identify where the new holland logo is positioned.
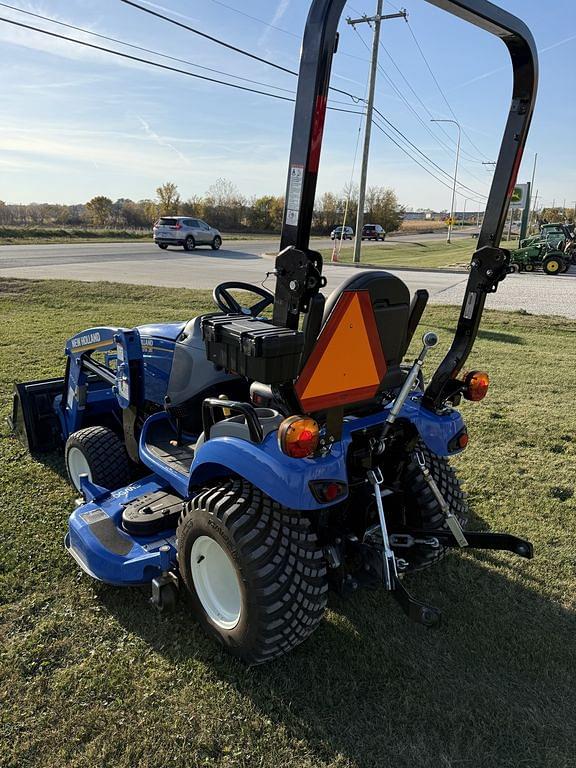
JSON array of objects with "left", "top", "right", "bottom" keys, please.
[{"left": 71, "top": 331, "right": 102, "bottom": 349}]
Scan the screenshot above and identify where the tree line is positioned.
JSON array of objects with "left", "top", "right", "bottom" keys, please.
[{"left": 0, "top": 179, "right": 404, "bottom": 234}]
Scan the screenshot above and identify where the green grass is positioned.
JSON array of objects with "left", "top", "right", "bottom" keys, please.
[
  {"left": 323, "top": 238, "right": 476, "bottom": 269},
  {"left": 1, "top": 278, "right": 575, "bottom": 768},
  {"left": 0, "top": 227, "right": 152, "bottom": 245}
]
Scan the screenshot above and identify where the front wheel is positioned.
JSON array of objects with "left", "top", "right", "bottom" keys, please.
[
  {"left": 157, "top": 243, "right": 168, "bottom": 250},
  {"left": 65, "top": 426, "right": 131, "bottom": 493},
  {"left": 211, "top": 235, "right": 222, "bottom": 250},
  {"left": 183, "top": 236, "right": 196, "bottom": 251},
  {"left": 177, "top": 479, "right": 328, "bottom": 665}
]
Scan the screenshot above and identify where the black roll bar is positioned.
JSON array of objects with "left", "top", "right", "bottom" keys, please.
[{"left": 276, "top": 0, "right": 538, "bottom": 407}]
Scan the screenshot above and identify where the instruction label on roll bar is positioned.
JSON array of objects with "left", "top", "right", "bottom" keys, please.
[{"left": 286, "top": 164, "right": 304, "bottom": 225}]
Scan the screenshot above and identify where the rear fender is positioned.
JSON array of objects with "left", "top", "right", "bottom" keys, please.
[{"left": 189, "top": 432, "right": 347, "bottom": 510}]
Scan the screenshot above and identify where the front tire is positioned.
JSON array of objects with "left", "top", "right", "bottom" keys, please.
[
  {"left": 543, "top": 255, "right": 561, "bottom": 275},
  {"left": 211, "top": 235, "right": 222, "bottom": 250},
  {"left": 157, "top": 243, "right": 168, "bottom": 250},
  {"left": 65, "top": 426, "right": 131, "bottom": 493},
  {"left": 183, "top": 235, "right": 196, "bottom": 251},
  {"left": 177, "top": 479, "right": 328, "bottom": 665}
]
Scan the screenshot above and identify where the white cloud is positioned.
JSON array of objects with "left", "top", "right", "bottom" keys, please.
[{"left": 258, "top": 0, "right": 290, "bottom": 47}]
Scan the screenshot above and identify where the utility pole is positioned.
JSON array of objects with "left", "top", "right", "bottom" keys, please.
[
  {"left": 348, "top": 4, "right": 407, "bottom": 264},
  {"left": 431, "top": 118, "right": 461, "bottom": 244}
]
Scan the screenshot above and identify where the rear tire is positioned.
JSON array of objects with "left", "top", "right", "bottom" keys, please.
[
  {"left": 157, "top": 244, "right": 168, "bottom": 250},
  {"left": 177, "top": 479, "right": 328, "bottom": 665},
  {"left": 183, "top": 236, "right": 196, "bottom": 251},
  {"left": 65, "top": 426, "right": 131, "bottom": 493},
  {"left": 543, "top": 255, "right": 562, "bottom": 275}
]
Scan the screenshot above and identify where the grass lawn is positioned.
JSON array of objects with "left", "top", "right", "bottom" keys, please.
[
  {"left": 322, "top": 238, "right": 476, "bottom": 270},
  {"left": 0, "top": 278, "right": 575, "bottom": 768}
]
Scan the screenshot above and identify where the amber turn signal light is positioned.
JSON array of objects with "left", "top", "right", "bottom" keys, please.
[
  {"left": 278, "top": 416, "right": 320, "bottom": 458},
  {"left": 463, "top": 371, "right": 490, "bottom": 401}
]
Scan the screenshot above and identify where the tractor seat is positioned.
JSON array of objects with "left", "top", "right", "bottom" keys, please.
[{"left": 318, "top": 270, "right": 412, "bottom": 392}]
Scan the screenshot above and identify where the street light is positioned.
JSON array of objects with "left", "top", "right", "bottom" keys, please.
[{"left": 431, "top": 118, "right": 461, "bottom": 244}]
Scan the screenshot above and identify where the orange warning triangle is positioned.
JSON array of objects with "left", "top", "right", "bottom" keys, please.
[{"left": 295, "top": 290, "right": 387, "bottom": 412}]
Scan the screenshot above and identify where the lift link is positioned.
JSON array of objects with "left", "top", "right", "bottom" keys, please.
[
  {"left": 415, "top": 450, "right": 469, "bottom": 548},
  {"left": 366, "top": 467, "right": 397, "bottom": 590}
]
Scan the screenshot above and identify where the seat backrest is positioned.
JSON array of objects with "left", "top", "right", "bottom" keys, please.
[
  {"left": 295, "top": 271, "right": 411, "bottom": 412},
  {"left": 322, "top": 270, "right": 410, "bottom": 377}
]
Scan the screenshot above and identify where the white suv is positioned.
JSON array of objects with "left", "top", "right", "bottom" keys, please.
[{"left": 153, "top": 216, "right": 222, "bottom": 251}]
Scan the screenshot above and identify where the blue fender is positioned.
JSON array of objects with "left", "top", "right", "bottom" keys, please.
[{"left": 189, "top": 431, "right": 348, "bottom": 510}]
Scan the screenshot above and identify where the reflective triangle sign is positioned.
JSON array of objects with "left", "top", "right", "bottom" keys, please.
[{"left": 295, "top": 290, "right": 387, "bottom": 412}]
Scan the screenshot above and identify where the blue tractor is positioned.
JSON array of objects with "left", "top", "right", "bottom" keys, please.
[{"left": 10, "top": 0, "right": 538, "bottom": 664}]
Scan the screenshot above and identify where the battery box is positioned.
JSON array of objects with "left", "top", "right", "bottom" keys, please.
[{"left": 202, "top": 314, "right": 304, "bottom": 384}]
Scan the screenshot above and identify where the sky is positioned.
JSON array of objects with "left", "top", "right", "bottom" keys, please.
[{"left": 0, "top": 0, "right": 575, "bottom": 212}]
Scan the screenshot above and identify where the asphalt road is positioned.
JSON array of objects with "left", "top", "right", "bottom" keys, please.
[{"left": 0, "top": 239, "right": 574, "bottom": 319}]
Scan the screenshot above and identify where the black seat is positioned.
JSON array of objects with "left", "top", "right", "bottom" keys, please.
[{"left": 319, "top": 270, "right": 413, "bottom": 392}]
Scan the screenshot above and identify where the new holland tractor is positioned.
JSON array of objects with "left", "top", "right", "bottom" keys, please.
[{"left": 10, "top": 0, "right": 538, "bottom": 664}]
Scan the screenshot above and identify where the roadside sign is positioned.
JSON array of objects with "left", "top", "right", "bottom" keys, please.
[{"left": 510, "top": 183, "right": 529, "bottom": 208}]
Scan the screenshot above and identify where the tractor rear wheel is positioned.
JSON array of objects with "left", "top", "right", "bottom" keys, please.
[
  {"left": 543, "top": 255, "right": 562, "bottom": 275},
  {"left": 65, "top": 426, "right": 131, "bottom": 493},
  {"left": 177, "top": 479, "right": 328, "bottom": 665},
  {"left": 398, "top": 442, "right": 469, "bottom": 572}
]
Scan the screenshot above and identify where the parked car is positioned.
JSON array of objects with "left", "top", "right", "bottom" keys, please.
[
  {"left": 153, "top": 216, "right": 222, "bottom": 251},
  {"left": 361, "top": 223, "right": 385, "bottom": 241},
  {"left": 330, "top": 225, "right": 354, "bottom": 240}
]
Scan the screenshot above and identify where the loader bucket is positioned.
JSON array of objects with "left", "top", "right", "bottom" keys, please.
[{"left": 9, "top": 378, "right": 65, "bottom": 452}]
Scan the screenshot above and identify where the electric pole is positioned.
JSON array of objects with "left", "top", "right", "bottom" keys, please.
[{"left": 347, "top": 4, "right": 407, "bottom": 264}]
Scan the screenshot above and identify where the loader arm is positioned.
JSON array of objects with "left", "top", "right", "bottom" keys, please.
[{"left": 274, "top": 0, "right": 538, "bottom": 406}]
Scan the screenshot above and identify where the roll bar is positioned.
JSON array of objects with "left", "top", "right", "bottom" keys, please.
[{"left": 274, "top": 0, "right": 538, "bottom": 408}]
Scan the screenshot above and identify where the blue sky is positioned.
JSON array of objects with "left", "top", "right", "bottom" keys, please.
[{"left": 0, "top": 0, "right": 574, "bottom": 211}]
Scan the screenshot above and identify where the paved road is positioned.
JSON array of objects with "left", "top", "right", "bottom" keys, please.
[{"left": 0, "top": 240, "right": 574, "bottom": 318}]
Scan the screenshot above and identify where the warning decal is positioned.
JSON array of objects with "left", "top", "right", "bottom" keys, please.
[{"left": 286, "top": 164, "right": 304, "bottom": 226}]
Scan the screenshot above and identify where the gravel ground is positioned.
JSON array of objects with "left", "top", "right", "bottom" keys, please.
[{"left": 428, "top": 265, "right": 576, "bottom": 318}]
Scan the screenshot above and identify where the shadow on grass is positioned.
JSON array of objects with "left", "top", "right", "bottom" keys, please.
[{"left": 100, "top": 552, "right": 575, "bottom": 768}]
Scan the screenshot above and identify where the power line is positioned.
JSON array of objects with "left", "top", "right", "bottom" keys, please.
[
  {"left": 121, "top": 0, "right": 363, "bottom": 103},
  {"left": 405, "top": 18, "right": 491, "bottom": 161},
  {"left": 372, "top": 107, "right": 487, "bottom": 199},
  {"left": 208, "top": 0, "right": 299, "bottom": 38},
  {"left": 350, "top": 23, "right": 487, "bottom": 172},
  {"left": 0, "top": 1, "right": 296, "bottom": 94},
  {"left": 371, "top": 116, "right": 484, "bottom": 206}
]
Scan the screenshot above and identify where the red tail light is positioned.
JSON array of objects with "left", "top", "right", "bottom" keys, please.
[{"left": 278, "top": 416, "right": 320, "bottom": 458}]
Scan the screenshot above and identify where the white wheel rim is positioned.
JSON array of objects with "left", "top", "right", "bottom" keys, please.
[
  {"left": 67, "top": 446, "right": 92, "bottom": 491},
  {"left": 191, "top": 535, "right": 242, "bottom": 629}
]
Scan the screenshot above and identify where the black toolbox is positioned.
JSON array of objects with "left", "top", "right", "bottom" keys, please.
[{"left": 202, "top": 315, "right": 304, "bottom": 384}]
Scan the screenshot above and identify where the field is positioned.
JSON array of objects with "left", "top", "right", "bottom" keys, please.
[
  {"left": 0, "top": 278, "right": 575, "bottom": 768},
  {"left": 324, "top": 238, "right": 477, "bottom": 269}
]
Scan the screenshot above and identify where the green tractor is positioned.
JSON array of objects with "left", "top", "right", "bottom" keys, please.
[
  {"left": 510, "top": 239, "right": 570, "bottom": 275},
  {"left": 521, "top": 222, "right": 576, "bottom": 265}
]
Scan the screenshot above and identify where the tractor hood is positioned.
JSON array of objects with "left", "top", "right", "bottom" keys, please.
[{"left": 137, "top": 322, "right": 185, "bottom": 341}]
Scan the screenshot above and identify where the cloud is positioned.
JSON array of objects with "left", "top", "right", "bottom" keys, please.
[
  {"left": 136, "top": 116, "right": 191, "bottom": 165},
  {"left": 258, "top": 0, "right": 290, "bottom": 47}
]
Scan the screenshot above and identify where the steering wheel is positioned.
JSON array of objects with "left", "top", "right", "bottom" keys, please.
[{"left": 213, "top": 281, "right": 274, "bottom": 317}]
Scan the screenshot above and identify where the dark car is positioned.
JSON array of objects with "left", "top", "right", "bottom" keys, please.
[{"left": 361, "top": 223, "right": 385, "bottom": 241}]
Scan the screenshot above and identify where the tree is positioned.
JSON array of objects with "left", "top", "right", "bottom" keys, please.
[
  {"left": 365, "top": 186, "right": 404, "bottom": 233},
  {"left": 204, "top": 178, "right": 246, "bottom": 230},
  {"left": 85, "top": 196, "right": 114, "bottom": 227},
  {"left": 249, "top": 195, "right": 284, "bottom": 231},
  {"left": 156, "top": 182, "right": 180, "bottom": 216}
]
